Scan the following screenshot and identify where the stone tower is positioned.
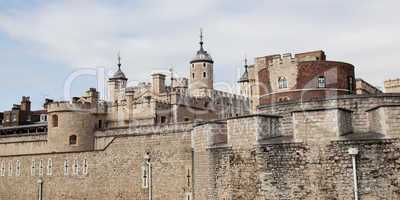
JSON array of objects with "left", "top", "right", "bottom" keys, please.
[
  {"left": 189, "top": 29, "right": 214, "bottom": 97},
  {"left": 108, "top": 54, "right": 128, "bottom": 103},
  {"left": 47, "top": 102, "right": 97, "bottom": 152}
]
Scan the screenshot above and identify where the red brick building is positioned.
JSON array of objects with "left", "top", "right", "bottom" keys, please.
[{"left": 239, "top": 51, "right": 356, "bottom": 107}]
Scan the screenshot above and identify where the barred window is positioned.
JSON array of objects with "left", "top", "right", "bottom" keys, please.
[
  {"left": 15, "top": 160, "right": 20, "bottom": 176},
  {"left": 47, "top": 159, "right": 53, "bottom": 176},
  {"left": 82, "top": 159, "right": 88, "bottom": 175},
  {"left": 73, "top": 160, "right": 79, "bottom": 175},
  {"left": 64, "top": 160, "right": 69, "bottom": 176},
  {"left": 38, "top": 159, "right": 43, "bottom": 176},
  {"left": 8, "top": 162, "right": 12, "bottom": 176},
  {"left": 31, "top": 160, "right": 36, "bottom": 176},
  {"left": 0, "top": 161, "right": 4, "bottom": 176}
]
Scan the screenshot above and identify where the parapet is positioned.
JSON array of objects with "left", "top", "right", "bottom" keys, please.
[
  {"left": 47, "top": 101, "right": 107, "bottom": 114},
  {"left": 367, "top": 104, "right": 400, "bottom": 137}
]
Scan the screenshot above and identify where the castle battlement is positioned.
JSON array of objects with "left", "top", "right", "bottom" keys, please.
[
  {"left": 47, "top": 101, "right": 107, "bottom": 113},
  {"left": 268, "top": 53, "right": 297, "bottom": 66},
  {"left": 384, "top": 78, "right": 400, "bottom": 88}
]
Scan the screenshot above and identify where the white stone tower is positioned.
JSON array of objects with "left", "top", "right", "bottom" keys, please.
[
  {"left": 189, "top": 29, "right": 214, "bottom": 97},
  {"left": 108, "top": 53, "right": 128, "bottom": 103}
]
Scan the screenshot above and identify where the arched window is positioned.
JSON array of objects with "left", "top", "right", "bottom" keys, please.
[
  {"left": 69, "top": 135, "right": 77, "bottom": 145},
  {"left": 203, "top": 63, "right": 206, "bottom": 67},
  {"left": 52, "top": 115, "right": 58, "bottom": 127},
  {"left": 318, "top": 76, "right": 326, "bottom": 88},
  {"left": 203, "top": 72, "right": 207, "bottom": 78},
  {"left": 278, "top": 77, "right": 288, "bottom": 89}
]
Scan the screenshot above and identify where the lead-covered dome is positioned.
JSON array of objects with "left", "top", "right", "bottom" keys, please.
[{"left": 190, "top": 30, "right": 213, "bottom": 64}]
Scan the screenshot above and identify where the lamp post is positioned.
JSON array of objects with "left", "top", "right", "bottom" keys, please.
[
  {"left": 37, "top": 179, "right": 43, "bottom": 200},
  {"left": 348, "top": 147, "right": 359, "bottom": 200},
  {"left": 144, "top": 153, "right": 152, "bottom": 200}
]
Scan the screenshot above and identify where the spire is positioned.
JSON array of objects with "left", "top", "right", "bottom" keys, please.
[
  {"left": 244, "top": 55, "right": 248, "bottom": 72},
  {"left": 117, "top": 51, "right": 122, "bottom": 70},
  {"left": 199, "top": 28, "right": 204, "bottom": 51},
  {"left": 110, "top": 51, "right": 127, "bottom": 80}
]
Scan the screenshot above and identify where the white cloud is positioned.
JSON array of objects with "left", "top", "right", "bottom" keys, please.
[{"left": 0, "top": 0, "right": 399, "bottom": 89}]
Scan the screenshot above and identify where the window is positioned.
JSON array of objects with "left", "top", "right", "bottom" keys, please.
[
  {"left": 203, "top": 72, "right": 207, "bottom": 78},
  {"left": 142, "top": 165, "right": 149, "bottom": 188},
  {"left": 64, "top": 160, "right": 69, "bottom": 176},
  {"left": 82, "top": 159, "right": 88, "bottom": 175},
  {"left": 192, "top": 73, "right": 195, "bottom": 79},
  {"left": 184, "top": 118, "right": 190, "bottom": 122},
  {"left": 203, "top": 63, "right": 206, "bottom": 67},
  {"left": 52, "top": 115, "right": 58, "bottom": 127},
  {"left": 73, "top": 160, "right": 79, "bottom": 175},
  {"left": 15, "top": 160, "right": 20, "bottom": 176},
  {"left": 69, "top": 135, "right": 77, "bottom": 145},
  {"left": 47, "top": 159, "right": 53, "bottom": 176},
  {"left": 0, "top": 161, "right": 5, "bottom": 176},
  {"left": 98, "top": 120, "right": 103, "bottom": 129},
  {"left": 191, "top": 64, "right": 194, "bottom": 68},
  {"left": 38, "top": 159, "right": 43, "bottom": 176},
  {"left": 278, "top": 77, "right": 288, "bottom": 89},
  {"left": 348, "top": 76, "right": 354, "bottom": 93},
  {"left": 160, "top": 116, "right": 166, "bottom": 124},
  {"left": 8, "top": 162, "right": 12, "bottom": 176},
  {"left": 318, "top": 76, "right": 326, "bottom": 88},
  {"left": 31, "top": 160, "right": 36, "bottom": 176}
]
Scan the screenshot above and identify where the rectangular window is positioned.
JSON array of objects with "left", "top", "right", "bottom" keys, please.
[
  {"left": 47, "top": 159, "right": 53, "bottom": 176},
  {"left": 73, "top": 160, "right": 79, "bottom": 176},
  {"left": 31, "top": 160, "right": 36, "bottom": 176},
  {"left": 8, "top": 162, "right": 12, "bottom": 176},
  {"left": 0, "top": 161, "right": 5, "bottom": 176},
  {"left": 38, "top": 159, "right": 43, "bottom": 176},
  {"left": 348, "top": 76, "right": 354, "bottom": 93},
  {"left": 64, "top": 160, "right": 69, "bottom": 176},
  {"left": 160, "top": 116, "right": 166, "bottom": 124},
  {"left": 82, "top": 159, "right": 88, "bottom": 175},
  {"left": 318, "top": 76, "right": 326, "bottom": 88},
  {"left": 15, "top": 160, "right": 20, "bottom": 176}
]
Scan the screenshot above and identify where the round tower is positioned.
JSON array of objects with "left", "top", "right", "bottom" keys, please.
[
  {"left": 108, "top": 53, "right": 128, "bottom": 103},
  {"left": 189, "top": 29, "right": 214, "bottom": 97},
  {"left": 47, "top": 102, "right": 96, "bottom": 152}
]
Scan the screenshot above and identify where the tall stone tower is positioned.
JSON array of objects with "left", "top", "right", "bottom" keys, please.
[
  {"left": 189, "top": 29, "right": 214, "bottom": 97},
  {"left": 108, "top": 54, "right": 128, "bottom": 103}
]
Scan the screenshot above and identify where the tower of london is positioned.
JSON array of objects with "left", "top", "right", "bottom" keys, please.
[{"left": 1, "top": 33, "right": 400, "bottom": 200}]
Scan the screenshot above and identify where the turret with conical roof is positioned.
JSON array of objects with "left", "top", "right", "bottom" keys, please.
[
  {"left": 189, "top": 29, "right": 214, "bottom": 97},
  {"left": 108, "top": 53, "right": 127, "bottom": 103}
]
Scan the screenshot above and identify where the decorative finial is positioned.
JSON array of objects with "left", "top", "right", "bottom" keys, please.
[
  {"left": 244, "top": 54, "right": 248, "bottom": 71},
  {"left": 199, "top": 28, "right": 204, "bottom": 50},
  {"left": 117, "top": 51, "right": 122, "bottom": 70}
]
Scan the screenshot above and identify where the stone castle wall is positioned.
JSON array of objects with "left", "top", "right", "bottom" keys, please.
[{"left": 0, "top": 124, "right": 194, "bottom": 200}]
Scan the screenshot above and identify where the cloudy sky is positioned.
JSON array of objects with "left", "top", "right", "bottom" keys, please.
[{"left": 0, "top": 0, "right": 399, "bottom": 111}]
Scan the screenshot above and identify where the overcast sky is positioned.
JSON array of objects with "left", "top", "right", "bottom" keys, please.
[{"left": 0, "top": 0, "right": 399, "bottom": 111}]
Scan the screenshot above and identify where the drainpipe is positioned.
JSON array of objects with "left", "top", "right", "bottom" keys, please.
[
  {"left": 348, "top": 148, "right": 359, "bottom": 200},
  {"left": 37, "top": 179, "right": 43, "bottom": 200}
]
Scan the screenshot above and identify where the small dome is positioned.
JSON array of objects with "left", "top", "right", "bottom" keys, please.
[
  {"left": 190, "top": 29, "right": 213, "bottom": 64},
  {"left": 110, "top": 54, "right": 128, "bottom": 80},
  {"left": 191, "top": 48, "right": 213, "bottom": 64},
  {"left": 238, "top": 70, "right": 249, "bottom": 83},
  {"left": 111, "top": 68, "right": 127, "bottom": 80}
]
